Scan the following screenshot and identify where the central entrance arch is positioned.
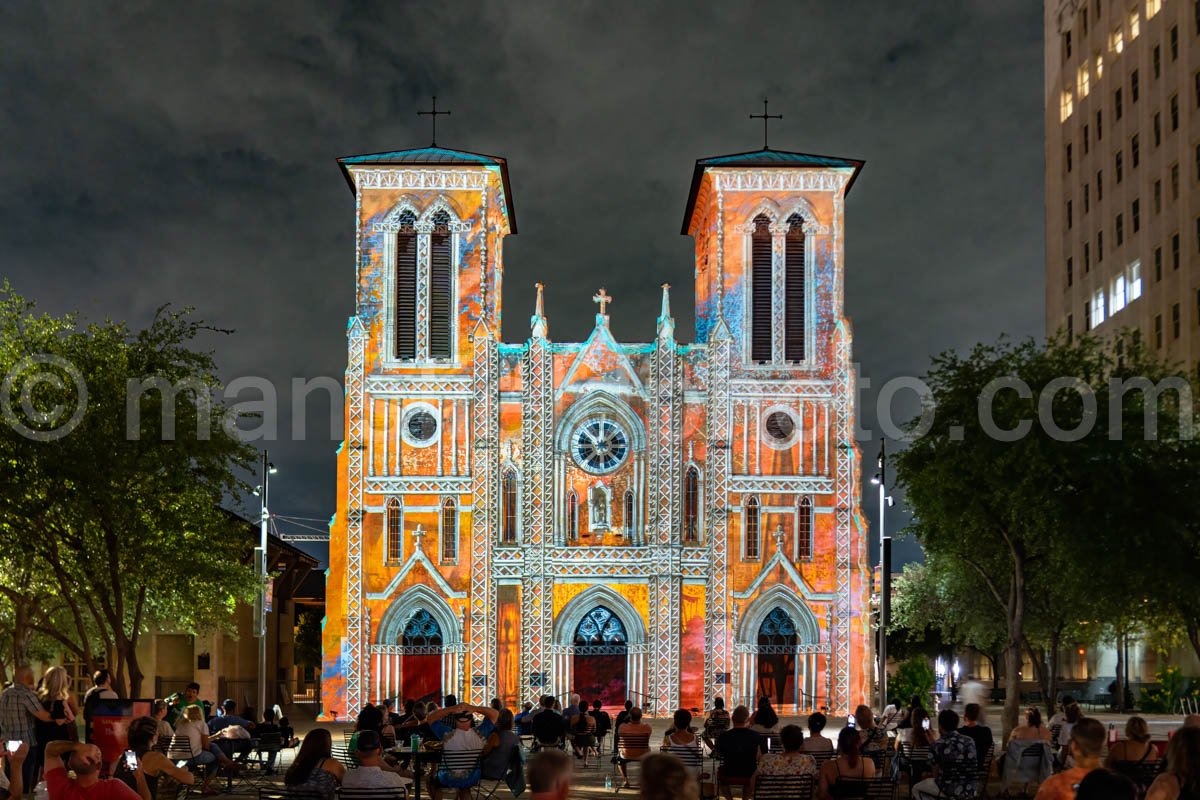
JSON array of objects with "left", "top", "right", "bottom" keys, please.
[
  {"left": 552, "top": 586, "right": 648, "bottom": 709},
  {"left": 756, "top": 607, "right": 798, "bottom": 706},
  {"left": 399, "top": 609, "right": 443, "bottom": 704},
  {"left": 571, "top": 606, "right": 628, "bottom": 707}
]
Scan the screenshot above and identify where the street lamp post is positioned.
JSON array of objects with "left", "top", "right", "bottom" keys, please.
[
  {"left": 871, "top": 441, "right": 893, "bottom": 709},
  {"left": 255, "top": 452, "right": 277, "bottom": 721}
]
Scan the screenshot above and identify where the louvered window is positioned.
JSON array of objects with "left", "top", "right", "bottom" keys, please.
[
  {"left": 745, "top": 496, "right": 761, "bottom": 559},
  {"left": 797, "top": 496, "right": 813, "bottom": 561},
  {"left": 395, "top": 212, "right": 417, "bottom": 360},
  {"left": 785, "top": 215, "right": 806, "bottom": 362},
  {"left": 429, "top": 211, "right": 453, "bottom": 360},
  {"left": 386, "top": 498, "right": 402, "bottom": 563},
  {"left": 683, "top": 467, "right": 699, "bottom": 543},
  {"left": 502, "top": 469, "right": 518, "bottom": 543},
  {"left": 440, "top": 498, "right": 457, "bottom": 562},
  {"left": 567, "top": 492, "right": 579, "bottom": 542},
  {"left": 750, "top": 216, "right": 773, "bottom": 363}
]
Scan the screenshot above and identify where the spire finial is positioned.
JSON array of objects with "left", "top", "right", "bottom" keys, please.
[
  {"left": 773, "top": 523, "right": 786, "bottom": 552},
  {"left": 592, "top": 287, "right": 612, "bottom": 316},
  {"left": 417, "top": 96, "right": 451, "bottom": 147},
  {"left": 749, "top": 97, "right": 782, "bottom": 150},
  {"left": 530, "top": 282, "right": 548, "bottom": 339},
  {"left": 657, "top": 283, "right": 675, "bottom": 341}
]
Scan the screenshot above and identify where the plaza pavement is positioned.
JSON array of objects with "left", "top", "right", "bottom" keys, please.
[{"left": 221, "top": 706, "right": 1190, "bottom": 799}]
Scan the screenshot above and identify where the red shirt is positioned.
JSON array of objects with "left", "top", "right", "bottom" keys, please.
[{"left": 45, "top": 767, "right": 141, "bottom": 800}]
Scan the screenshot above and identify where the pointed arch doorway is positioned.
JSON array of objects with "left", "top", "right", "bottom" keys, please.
[
  {"left": 571, "top": 606, "right": 628, "bottom": 708},
  {"left": 756, "top": 607, "right": 798, "bottom": 707},
  {"left": 399, "top": 609, "right": 443, "bottom": 704}
]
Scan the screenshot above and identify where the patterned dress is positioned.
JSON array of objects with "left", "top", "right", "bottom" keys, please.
[
  {"left": 757, "top": 752, "right": 817, "bottom": 776},
  {"left": 929, "top": 731, "right": 978, "bottom": 798}
]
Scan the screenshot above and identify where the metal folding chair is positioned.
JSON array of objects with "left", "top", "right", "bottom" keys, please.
[{"left": 753, "top": 773, "right": 814, "bottom": 799}]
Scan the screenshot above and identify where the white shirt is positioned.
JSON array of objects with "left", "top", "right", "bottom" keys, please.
[
  {"left": 341, "top": 765, "right": 411, "bottom": 789},
  {"left": 175, "top": 719, "right": 207, "bottom": 757}
]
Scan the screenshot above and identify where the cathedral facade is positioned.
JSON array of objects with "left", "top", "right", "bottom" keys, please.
[{"left": 321, "top": 142, "right": 871, "bottom": 719}]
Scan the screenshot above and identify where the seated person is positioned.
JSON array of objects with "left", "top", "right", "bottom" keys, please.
[
  {"left": 589, "top": 700, "right": 612, "bottom": 752},
  {"left": 427, "top": 703, "right": 500, "bottom": 800},
  {"left": 480, "top": 710, "right": 522, "bottom": 785},
  {"left": 959, "top": 703, "right": 994, "bottom": 770},
  {"left": 802, "top": 712, "right": 834, "bottom": 754},
  {"left": 910, "top": 709, "right": 978, "bottom": 800},
  {"left": 44, "top": 741, "right": 145, "bottom": 800},
  {"left": 530, "top": 697, "right": 566, "bottom": 749},
  {"left": 513, "top": 702, "right": 535, "bottom": 736},
  {"left": 174, "top": 705, "right": 238, "bottom": 794},
  {"left": 341, "top": 730, "right": 412, "bottom": 788},
  {"left": 819, "top": 728, "right": 876, "bottom": 799},
  {"left": 751, "top": 724, "right": 816, "bottom": 796},
  {"left": 703, "top": 697, "right": 732, "bottom": 748},
  {"left": 613, "top": 707, "right": 653, "bottom": 789},
  {"left": 115, "top": 717, "right": 196, "bottom": 800},
  {"left": 569, "top": 704, "right": 597, "bottom": 767},
  {"left": 713, "top": 705, "right": 763, "bottom": 800}
]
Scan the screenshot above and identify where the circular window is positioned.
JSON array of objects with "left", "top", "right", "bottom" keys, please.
[
  {"left": 571, "top": 419, "right": 629, "bottom": 474},
  {"left": 762, "top": 408, "right": 800, "bottom": 449},
  {"left": 402, "top": 405, "right": 439, "bottom": 447}
]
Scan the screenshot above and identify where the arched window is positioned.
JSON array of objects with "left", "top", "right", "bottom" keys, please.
[
  {"left": 785, "top": 214, "right": 806, "bottom": 362},
  {"left": 386, "top": 498, "right": 403, "bottom": 563},
  {"left": 567, "top": 491, "right": 579, "bottom": 542},
  {"left": 429, "top": 210, "right": 453, "bottom": 360},
  {"left": 573, "top": 606, "right": 628, "bottom": 649},
  {"left": 683, "top": 467, "right": 700, "bottom": 543},
  {"left": 401, "top": 609, "right": 443, "bottom": 649},
  {"left": 797, "top": 496, "right": 813, "bottom": 561},
  {"left": 440, "top": 498, "right": 457, "bottom": 562},
  {"left": 394, "top": 211, "right": 418, "bottom": 360},
  {"left": 502, "top": 469, "right": 518, "bottom": 544},
  {"left": 744, "top": 496, "right": 761, "bottom": 560},
  {"left": 623, "top": 490, "right": 635, "bottom": 537},
  {"left": 750, "top": 215, "right": 773, "bottom": 363}
]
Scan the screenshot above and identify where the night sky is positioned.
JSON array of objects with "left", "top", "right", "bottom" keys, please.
[{"left": 0, "top": 2, "right": 1045, "bottom": 566}]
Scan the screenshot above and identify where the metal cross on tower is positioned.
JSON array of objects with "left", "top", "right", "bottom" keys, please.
[
  {"left": 593, "top": 287, "right": 612, "bottom": 315},
  {"left": 418, "top": 96, "right": 451, "bottom": 146},
  {"left": 749, "top": 98, "right": 782, "bottom": 150}
]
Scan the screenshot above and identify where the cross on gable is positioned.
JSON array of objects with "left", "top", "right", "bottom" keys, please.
[
  {"left": 749, "top": 97, "right": 783, "bottom": 150},
  {"left": 412, "top": 524, "right": 426, "bottom": 546},
  {"left": 592, "top": 288, "right": 612, "bottom": 316},
  {"left": 417, "top": 96, "right": 451, "bottom": 147}
]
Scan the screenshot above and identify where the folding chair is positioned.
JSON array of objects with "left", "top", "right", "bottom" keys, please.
[
  {"left": 612, "top": 732, "right": 651, "bottom": 788},
  {"left": 437, "top": 749, "right": 484, "bottom": 797},
  {"left": 1111, "top": 758, "right": 1162, "bottom": 798},
  {"left": 864, "top": 777, "right": 899, "bottom": 800},
  {"left": 976, "top": 743, "right": 995, "bottom": 799},
  {"left": 251, "top": 733, "right": 284, "bottom": 778},
  {"left": 332, "top": 744, "right": 360, "bottom": 770},
  {"left": 752, "top": 773, "right": 813, "bottom": 799},
  {"left": 340, "top": 784, "right": 410, "bottom": 800}
]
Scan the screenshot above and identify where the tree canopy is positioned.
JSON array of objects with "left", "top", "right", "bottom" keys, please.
[
  {"left": 0, "top": 283, "right": 258, "bottom": 696},
  {"left": 893, "top": 332, "right": 1200, "bottom": 733}
]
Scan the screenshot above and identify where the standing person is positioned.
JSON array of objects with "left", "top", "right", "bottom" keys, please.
[
  {"left": 639, "top": 752, "right": 700, "bottom": 800},
  {"left": 1146, "top": 726, "right": 1200, "bottom": 800},
  {"left": 81, "top": 671, "right": 118, "bottom": 744},
  {"left": 1034, "top": 718, "right": 1105, "bottom": 800},
  {"left": 43, "top": 741, "right": 146, "bottom": 800},
  {"left": 712, "top": 705, "right": 763, "bottom": 800},
  {"left": 526, "top": 749, "right": 571, "bottom": 800},
  {"left": 284, "top": 729, "right": 344, "bottom": 800},
  {"left": 0, "top": 665, "right": 53, "bottom": 789},
  {"left": 36, "top": 667, "right": 79, "bottom": 759},
  {"left": 910, "top": 709, "right": 978, "bottom": 800}
]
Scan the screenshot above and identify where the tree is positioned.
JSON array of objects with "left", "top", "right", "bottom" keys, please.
[
  {"left": 0, "top": 284, "right": 259, "bottom": 695},
  {"left": 894, "top": 332, "right": 1200, "bottom": 735}
]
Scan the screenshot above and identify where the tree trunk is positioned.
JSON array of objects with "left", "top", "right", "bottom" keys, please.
[
  {"left": 1047, "top": 631, "right": 1061, "bottom": 720},
  {"left": 985, "top": 652, "right": 1001, "bottom": 690},
  {"left": 1188, "top": 621, "right": 1200, "bottom": 666}
]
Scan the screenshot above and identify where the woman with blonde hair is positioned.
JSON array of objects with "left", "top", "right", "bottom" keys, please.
[
  {"left": 1146, "top": 726, "right": 1200, "bottom": 800},
  {"left": 639, "top": 751, "right": 699, "bottom": 800},
  {"left": 1107, "top": 715, "right": 1158, "bottom": 766},
  {"left": 35, "top": 665, "right": 80, "bottom": 774}
]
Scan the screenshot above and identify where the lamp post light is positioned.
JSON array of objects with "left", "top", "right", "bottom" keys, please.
[
  {"left": 870, "top": 441, "right": 894, "bottom": 709},
  {"left": 254, "top": 451, "right": 278, "bottom": 721}
]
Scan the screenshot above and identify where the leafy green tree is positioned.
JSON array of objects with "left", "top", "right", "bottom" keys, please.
[
  {"left": 0, "top": 284, "right": 258, "bottom": 696},
  {"left": 894, "top": 332, "right": 1200, "bottom": 735}
]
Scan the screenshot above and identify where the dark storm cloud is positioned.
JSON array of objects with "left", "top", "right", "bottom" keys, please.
[{"left": 0, "top": 1, "right": 1044, "bottom": 565}]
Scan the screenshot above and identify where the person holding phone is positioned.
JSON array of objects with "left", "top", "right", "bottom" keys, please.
[
  {"left": 43, "top": 740, "right": 147, "bottom": 800},
  {"left": 0, "top": 741, "right": 29, "bottom": 800},
  {"left": 114, "top": 717, "right": 195, "bottom": 800}
]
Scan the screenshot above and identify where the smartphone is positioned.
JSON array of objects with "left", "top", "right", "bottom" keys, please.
[
  {"left": 5, "top": 741, "right": 20, "bottom": 754},
  {"left": 922, "top": 719, "right": 931, "bottom": 731},
  {"left": 124, "top": 750, "right": 138, "bottom": 770},
  {"left": 176, "top": 760, "right": 189, "bottom": 769},
  {"left": 847, "top": 716, "right": 856, "bottom": 729}
]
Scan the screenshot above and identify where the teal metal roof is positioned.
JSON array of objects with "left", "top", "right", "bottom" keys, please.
[{"left": 681, "top": 148, "right": 865, "bottom": 234}]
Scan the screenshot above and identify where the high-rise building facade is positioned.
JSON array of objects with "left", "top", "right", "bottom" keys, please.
[
  {"left": 1045, "top": 0, "right": 1200, "bottom": 377},
  {"left": 319, "top": 141, "right": 872, "bottom": 719}
]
